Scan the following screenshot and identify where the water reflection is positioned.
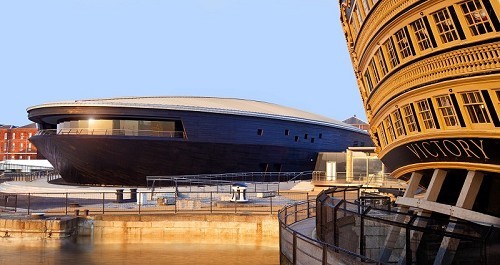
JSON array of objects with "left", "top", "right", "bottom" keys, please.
[{"left": 0, "top": 237, "right": 279, "bottom": 265}]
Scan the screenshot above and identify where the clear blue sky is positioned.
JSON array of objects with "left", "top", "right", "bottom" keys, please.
[{"left": 0, "top": 0, "right": 366, "bottom": 126}]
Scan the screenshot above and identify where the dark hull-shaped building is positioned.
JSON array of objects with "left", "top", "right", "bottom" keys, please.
[{"left": 27, "top": 97, "right": 372, "bottom": 186}]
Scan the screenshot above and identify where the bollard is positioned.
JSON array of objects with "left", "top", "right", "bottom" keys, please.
[
  {"left": 74, "top": 209, "right": 80, "bottom": 216},
  {"left": 116, "top": 189, "right": 124, "bottom": 203},
  {"left": 130, "top": 188, "right": 138, "bottom": 201},
  {"left": 83, "top": 209, "right": 89, "bottom": 216}
]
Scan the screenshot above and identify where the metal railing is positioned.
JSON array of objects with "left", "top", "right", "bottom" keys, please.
[
  {"left": 315, "top": 187, "right": 494, "bottom": 264},
  {"left": 278, "top": 197, "right": 381, "bottom": 265},
  {"left": 147, "top": 171, "right": 313, "bottom": 191},
  {"left": 35, "top": 129, "right": 187, "bottom": 138},
  {"left": 312, "top": 171, "right": 407, "bottom": 189},
  {"left": 0, "top": 190, "right": 309, "bottom": 216}
]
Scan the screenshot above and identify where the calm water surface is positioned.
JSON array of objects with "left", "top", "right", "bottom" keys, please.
[{"left": 0, "top": 238, "right": 279, "bottom": 265}]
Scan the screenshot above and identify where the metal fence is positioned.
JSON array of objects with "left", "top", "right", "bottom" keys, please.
[
  {"left": 278, "top": 198, "right": 380, "bottom": 265},
  {"left": 279, "top": 187, "right": 498, "bottom": 264},
  {"left": 315, "top": 187, "right": 496, "bottom": 264},
  {"left": 0, "top": 189, "right": 309, "bottom": 216}
]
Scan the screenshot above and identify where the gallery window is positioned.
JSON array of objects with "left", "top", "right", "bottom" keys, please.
[
  {"left": 402, "top": 104, "right": 418, "bottom": 133},
  {"left": 395, "top": 28, "right": 413, "bottom": 59},
  {"left": 375, "top": 48, "right": 388, "bottom": 76},
  {"left": 383, "top": 116, "right": 396, "bottom": 142},
  {"left": 416, "top": 99, "right": 436, "bottom": 129},
  {"left": 392, "top": 110, "right": 406, "bottom": 137},
  {"left": 369, "top": 59, "right": 380, "bottom": 84},
  {"left": 364, "top": 70, "right": 374, "bottom": 92},
  {"left": 460, "top": 0, "right": 494, "bottom": 36},
  {"left": 377, "top": 124, "right": 388, "bottom": 146},
  {"left": 460, "top": 91, "right": 491, "bottom": 123},
  {"left": 432, "top": 8, "right": 460, "bottom": 43},
  {"left": 384, "top": 38, "right": 400, "bottom": 68},
  {"left": 410, "top": 18, "right": 433, "bottom": 51},
  {"left": 435, "top": 95, "right": 459, "bottom": 127}
]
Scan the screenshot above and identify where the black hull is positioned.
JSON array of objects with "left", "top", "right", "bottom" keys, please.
[{"left": 31, "top": 135, "right": 320, "bottom": 186}]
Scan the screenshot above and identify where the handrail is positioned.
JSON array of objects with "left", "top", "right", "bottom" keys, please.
[{"left": 35, "top": 129, "right": 187, "bottom": 138}]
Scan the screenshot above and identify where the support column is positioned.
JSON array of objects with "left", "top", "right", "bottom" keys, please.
[
  {"left": 346, "top": 149, "right": 353, "bottom": 182},
  {"left": 398, "top": 169, "right": 448, "bottom": 265},
  {"left": 433, "top": 171, "right": 484, "bottom": 265},
  {"left": 379, "top": 171, "right": 423, "bottom": 263}
]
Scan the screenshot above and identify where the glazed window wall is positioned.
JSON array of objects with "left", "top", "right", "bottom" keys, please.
[
  {"left": 377, "top": 124, "right": 388, "bottom": 147},
  {"left": 392, "top": 110, "right": 405, "bottom": 138},
  {"left": 375, "top": 48, "right": 388, "bottom": 76},
  {"left": 361, "top": 0, "right": 371, "bottom": 15},
  {"left": 410, "top": 18, "right": 433, "bottom": 51},
  {"left": 432, "top": 8, "right": 460, "bottom": 44},
  {"left": 384, "top": 38, "right": 399, "bottom": 68},
  {"left": 369, "top": 59, "right": 380, "bottom": 84},
  {"left": 364, "top": 70, "right": 374, "bottom": 92},
  {"left": 416, "top": 100, "right": 436, "bottom": 129},
  {"left": 460, "top": 91, "right": 491, "bottom": 123},
  {"left": 402, "top": 104, "right": 418, "bottom": 133},
  {"left": 435, "top": 95, "right": 459, "bottom": 127},
  {"left": 383, "top": 116, "right": 396, "bottom": 143},
  {"left": 57, "top": 119, "right": 183, "bottom": 137},
  {"left": 395, "top": 28, "right": 413, "bottom": 59},
  {"left": 460, "top": 0, "right": 494, "bottom": 36}
]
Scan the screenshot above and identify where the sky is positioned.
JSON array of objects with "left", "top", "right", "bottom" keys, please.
[{"left": 0, "top": 0, "right": 366, "bottom": 126}]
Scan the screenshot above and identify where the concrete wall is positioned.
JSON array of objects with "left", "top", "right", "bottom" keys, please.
[
  {"left": 85, "top": 214, "right": 279, "bottom": 247},
  {"left": 0, "top": 214, "right": 279, "bottom": 247}
]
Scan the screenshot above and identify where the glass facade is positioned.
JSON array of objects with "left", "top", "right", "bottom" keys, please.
[{"left": 57, "top": 119, "right": 184, "bottom": 137}]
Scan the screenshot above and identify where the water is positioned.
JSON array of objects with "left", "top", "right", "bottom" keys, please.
[{"left": 0, "top": 238, "right": 280, "bottom": 265}]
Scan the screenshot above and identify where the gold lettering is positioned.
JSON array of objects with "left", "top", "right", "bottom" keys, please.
[
  {"left": 422, "top": 142, "right": 439, "bottom": 157},
  {"left": 406, "top": 145, "right": 421, "bottom": 159},
  {"left": 443, "top": 140, "right": 462, "bottom": 157},
  {"left": 469, "top": 139, "right": 490, "bottom": 160},
  {"left": 414, "top": 144, "right": 428, "bottom": 158},
  {"left": 431, "top": 141, "right": 448, "bottom": 156},
  {"left": 456, "top": 140, "right": 479, "bottom": 158}
]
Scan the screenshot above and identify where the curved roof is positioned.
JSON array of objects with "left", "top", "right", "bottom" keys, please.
[{"left": 27, "top": 96, "right": 368, "bottom": 134}]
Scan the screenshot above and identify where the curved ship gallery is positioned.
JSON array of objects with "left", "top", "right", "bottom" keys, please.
[
  {"left": 27, "top": 97, "right": 372, "bottom": 186},
  {"left": 338, "top": 0, "right": 500, "bottom": 263}
]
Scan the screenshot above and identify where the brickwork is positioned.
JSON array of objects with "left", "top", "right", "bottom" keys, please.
[{"left": 0, "top": 124, "right": 38, "bottom": 160}]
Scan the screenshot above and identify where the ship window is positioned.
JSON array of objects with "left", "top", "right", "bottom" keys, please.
[
  {"left": 361, "top": 0, "right": 371, "bottom": 15},
  {"left": 369, "top": 59, "right": 380, "bottom": 84},
  {"left": 304, "top": 133, "right": 308, "bottom": 139},
  {"left": 384, "top": 38, "right": 400, "bottom": 68},
  {"left": 294, "top": 136, "right": 299, "bottom": 142},
  {"left": 383, "top": 116, "right": 396, "bottom": 142},
  {"left": 257, "top": 129, "right": 264, "bottom": 136},
  {"left": 319, "top": 133, "right": 323, "bottom": 139},
  {"left": 354, "top": 4, "right": 364, "bottom": 24},
  {"left": 311, "top": 138, "right": 315, "bottom": 143},
  {"left": 375, "top": 48, "right": 388, "bottom": 76},
  {"left": 392, "top": 110, "right": 406, "bottom": 137},
  {"left": 410, "top": 18, "right": 433, "bottom": 51},
  {"left": 460, "top": 91, "right": 491, "bottom": 123},
  {"left": 349, "top": 5, "right": 361, "bottom": 38},
  {"left": 432, "top": 8, "right": 460, "bottom": 43},
  {"left": 363, "top": 70, "right": 374, "bottom": 92},
  {"left": 460, "top": 0, "right": 494, "bottom": 36},
  {"left": 435, "top": 95, "right": 459, "bottom": 127},
  {"left": 285, "top": 129, "right": 290, "bottom": 136},
  {"left": 377, "top": 124, "right": 388, "bottom": 146},
  {"left": 395, "top": 28, "right": 413, "bottom": 59},
  {"left": 416, "top": 99, "right": 436, "bottom": 129},
  {"left": 402, "top": 104, "right": 418, "bottom": 133}
]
